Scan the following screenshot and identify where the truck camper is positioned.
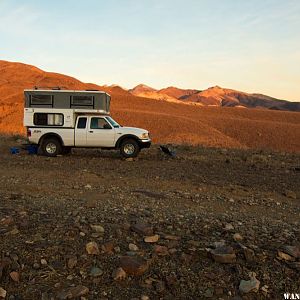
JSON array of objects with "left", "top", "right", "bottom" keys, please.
[{"left": 24, "top": 89, "right": 151, "bottom": 158}]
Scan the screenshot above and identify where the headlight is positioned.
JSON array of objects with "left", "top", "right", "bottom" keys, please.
[{"left": 141, "top": 133, "right": 149, "bottom": 139}]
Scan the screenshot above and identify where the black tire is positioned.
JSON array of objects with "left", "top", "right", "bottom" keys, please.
[
  {"left": 120, "top": 139, "right": 140, "bottom": 158},
  {"left": 41, "top": 138, "right": 62, "bottom": 157}
]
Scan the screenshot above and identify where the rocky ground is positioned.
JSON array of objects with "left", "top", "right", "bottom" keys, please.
[{"left": 0, "top": 135, "right": 299, "bottom": 300}]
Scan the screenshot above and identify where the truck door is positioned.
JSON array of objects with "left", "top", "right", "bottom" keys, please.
[
  {"left": 75, "top": 117, "right": 88, "bottom": 146},
  {"left": 86, "top": 116, "right": 116, "bottom": 147}
]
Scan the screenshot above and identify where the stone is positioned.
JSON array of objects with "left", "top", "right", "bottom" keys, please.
[
  {"left": 9, "top": 228, "right": 19, "bottom": 235},
  {"left": 204, "top": 288, "right": 214, "bottom": 298},
  {"left": 224, "top": 223, "right": 234, "bottom": 231},
  {"left": 153, "top": 245, "right": 169, "bottom": 256},
  {"left": 86, "top": 242, "right": 100, "bottom": 255},
  {"left": 9, "top": 271, "right": 20, "bottom": 282},
  {"left": 129, "top": 243, "right": 139, "bottom": 251},
  {"left": 112, "top": 267, "right": 127, "bottom": 281},
  {"left": 233, "top": 233, "right": 243, "bottom": 242},
  {"left": 40, "top": 259, "right": 47, "bottom": 265},
  {"left": 163, "top": 234, "right": 180, "bottom": 241},
  {"left": 243, "top": 248, "right": 255, "bottom": 262},
  {"left": 141, "top": 296, "right": 149, "bottom": 300},
  {"left": 278, "top": 250, "right": 294, "bottom": 261},
  {"left": 131, "top": 223, "right": 153, "bottom": 236},
  {"left": 57, "top": 285, "right": 89, "bottom": 299},
  {"left": 239, "top": 275, "right": 260, "bottom": 294},
  {"left": 89, "top": 267, "right": 103, "bottom": 277},
  {"left": 281, "top": 245, "right": 300, "bottom": 259},
  {"left": 120, "top": 256, "right": 149, "bottom": 276},
  {"left": 284, "top": 190, "right": 297, "bottom": 199},
  {"left": 67, "top": 256, "right": 77, "bottom": 269},
  {"left": 211, "top": 246, "right": 236, "bottom": 264},
  {"left": 0, "top": 287, "right": 7, "bottom": 298},
  {"left": 144, "top": 234, "right": 159, "bottom": 243},
  {"left": 0, "top": 216, "right": 14, "bottom": 226},
  {"left": 102, "top": 242, "right": 114, "bottom": 254},
  {"left": 90, "top": 225, "right": 104, "bottom": 233}
]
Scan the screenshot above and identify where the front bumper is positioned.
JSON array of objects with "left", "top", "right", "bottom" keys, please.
[{"left": 139, "top": 139, "right": 151, "bottom": 149}]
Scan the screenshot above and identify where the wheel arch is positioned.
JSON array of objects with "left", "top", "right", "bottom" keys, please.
[
  {"left": 38, "top": 133, "right": 64, "bottom": 146},
  {"left": 115, "top": 134, "right": 140, "bottom": 149}
]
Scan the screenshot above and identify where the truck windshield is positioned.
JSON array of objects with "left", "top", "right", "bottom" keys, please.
[{"left": 106, "top": 116, "right": 120, "bottom": 128}]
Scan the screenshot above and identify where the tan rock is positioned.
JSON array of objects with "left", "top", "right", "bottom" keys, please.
[
  {"left": 0, "top": 287, "right": 7, "bottom": 298},
  {"left": 86, "top": 242, "right": 100, "bottom": 255},
  {"left": 67, "top": 256, "right": 77, "bottom": 269},
  {"left": 144, "top": 234, "right": 159, "bottom": 243},
  {"left": 9, "top": 271, "right": 20, "bottom": 282},
  {"left": 90, "top": 224, "right": 104, "bottom": 233},
  {"left": 113, "top": 267, "right": 127, "bottom": 281},
  {"left": 233, "top": 233, "right": 243, "bottom": 241},
  {"left": 278, "top": 250, "right": 294, "bottom": 261}
]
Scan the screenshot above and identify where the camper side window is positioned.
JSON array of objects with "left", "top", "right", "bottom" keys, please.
[
  {"left": 71, "top": 96, "right": 94, "bottom": 107},
  {"left": 34, "top": 113, "right": 64, "bottom": 126},
  {"left": 30, "top": 95, "right": 53, "bottom": 106}
]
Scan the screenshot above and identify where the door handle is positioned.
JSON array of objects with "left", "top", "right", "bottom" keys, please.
[{"left": 89, "top": 130, "right": 93, "bottom": 133}]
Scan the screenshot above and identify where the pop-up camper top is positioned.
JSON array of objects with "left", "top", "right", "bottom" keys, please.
[{"left": 24, "top": 89, "right": 110, "bottom": 113}]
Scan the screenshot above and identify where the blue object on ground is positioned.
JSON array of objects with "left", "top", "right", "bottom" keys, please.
[
  {"left": 10, "top": 147, "right": 20, "bottom": 154},
  {"left": 26, "top": 144, "right": 38, "bottom": 155}
]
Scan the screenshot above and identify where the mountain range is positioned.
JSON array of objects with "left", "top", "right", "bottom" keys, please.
[
  {"left": 129, "top": 84, "right": 300, "bottom": 111},
  {"left": 0, "top": 60, "right": 300, "bottom": 152}
]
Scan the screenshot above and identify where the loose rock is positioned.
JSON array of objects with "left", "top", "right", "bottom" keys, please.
[
  {"left": 131, "top": 223, "right": 153, "bottom": 236},
  {"left": 113, "top": 267, "right": 127, "bottom": 281},
  {"left": 9, "top": 271, "right": 20, "bottom": 282},
  {"left": 90, "top": 224, "right": 104, "bottom": 233},
  {"left": 239, "top": 274, "right": 260, "bottom": 294},
  {"left": 120, "top": 256, "right": 149, "bottom": 276},
  {"left": 144, "top": 234, "right": 159, "bottom": 243},
  {"left": 0, "top": 287, "right": 7, "bottom": 298},
  {"left": 281, "top": 245, "right": 300, "bottom": 259},
  {"left": 211, "top": 246, "right": 236, "bottom": 264},
  {"left": 67, "top": 256, "right": 77, "bottom": 269},
  {"left": 129, "top": 243, "right": 139, "bottom": 251},
  {"left": 89, "top": 266, "right": 103, "bottom": 277},
  {"left": 86, "top": 242, "right": 100, "bottom": 255}
]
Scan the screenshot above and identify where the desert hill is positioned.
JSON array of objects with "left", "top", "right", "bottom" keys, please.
[
  {"left": 0, "top": 60, "right": 300, "bottom": 152},
  {"left": 130, "top": 84, "right": 300, "bottom": 111}
]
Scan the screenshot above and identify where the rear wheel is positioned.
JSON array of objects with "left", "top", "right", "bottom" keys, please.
[
  {"left": 120, "top": 139, "right": 140, "bottom": 158},
  {"left": 41, "top": 138, "right": 62, "bottom": 157}
]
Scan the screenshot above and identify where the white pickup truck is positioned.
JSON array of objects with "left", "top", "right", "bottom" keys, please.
[{"left": 24, "top": 89, "right": 151, "bottom": 158}]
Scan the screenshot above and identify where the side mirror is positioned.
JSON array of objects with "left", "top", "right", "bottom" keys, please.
[{"left": 103, "top": 124, "right": 111, "bottom": 129}]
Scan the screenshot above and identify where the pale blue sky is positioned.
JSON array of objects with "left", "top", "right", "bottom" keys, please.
[{"left": 1, "top": 0, "right": 300, "bottom": 101}]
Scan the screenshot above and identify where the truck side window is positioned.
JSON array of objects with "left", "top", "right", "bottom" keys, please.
[
  {"left": 77, "top": 117, "right": 87, "bottom": 129},
  {"left": 90, "top": 117, "right": 111, "bottom": 129}
]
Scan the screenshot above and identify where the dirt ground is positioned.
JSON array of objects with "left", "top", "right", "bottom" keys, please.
[{"left": 0, "top": 136, "right": 299, "bottom": 300}]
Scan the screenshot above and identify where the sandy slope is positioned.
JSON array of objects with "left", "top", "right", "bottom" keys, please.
[{"left": 0, "top": 60, "right": 300, "bottom": 152}]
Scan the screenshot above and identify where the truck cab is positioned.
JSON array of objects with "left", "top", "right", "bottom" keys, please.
[{"left": 24, "top": 89, "right": 151, "bottom": 158}]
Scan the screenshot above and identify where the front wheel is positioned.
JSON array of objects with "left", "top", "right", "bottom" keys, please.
[
  {"left": 41, "top": 138, "right": 62, "bottom": 157},
  {"left": 120, "top": 139, "right": 140, "bottom": 158}
]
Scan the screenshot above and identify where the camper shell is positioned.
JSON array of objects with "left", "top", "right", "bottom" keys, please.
[
  {"left": 24, "top": 89, "right": 110, "bottom": 111},
  {"left": 24, "top": 89, "right": 111, "bottom": 128}
]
